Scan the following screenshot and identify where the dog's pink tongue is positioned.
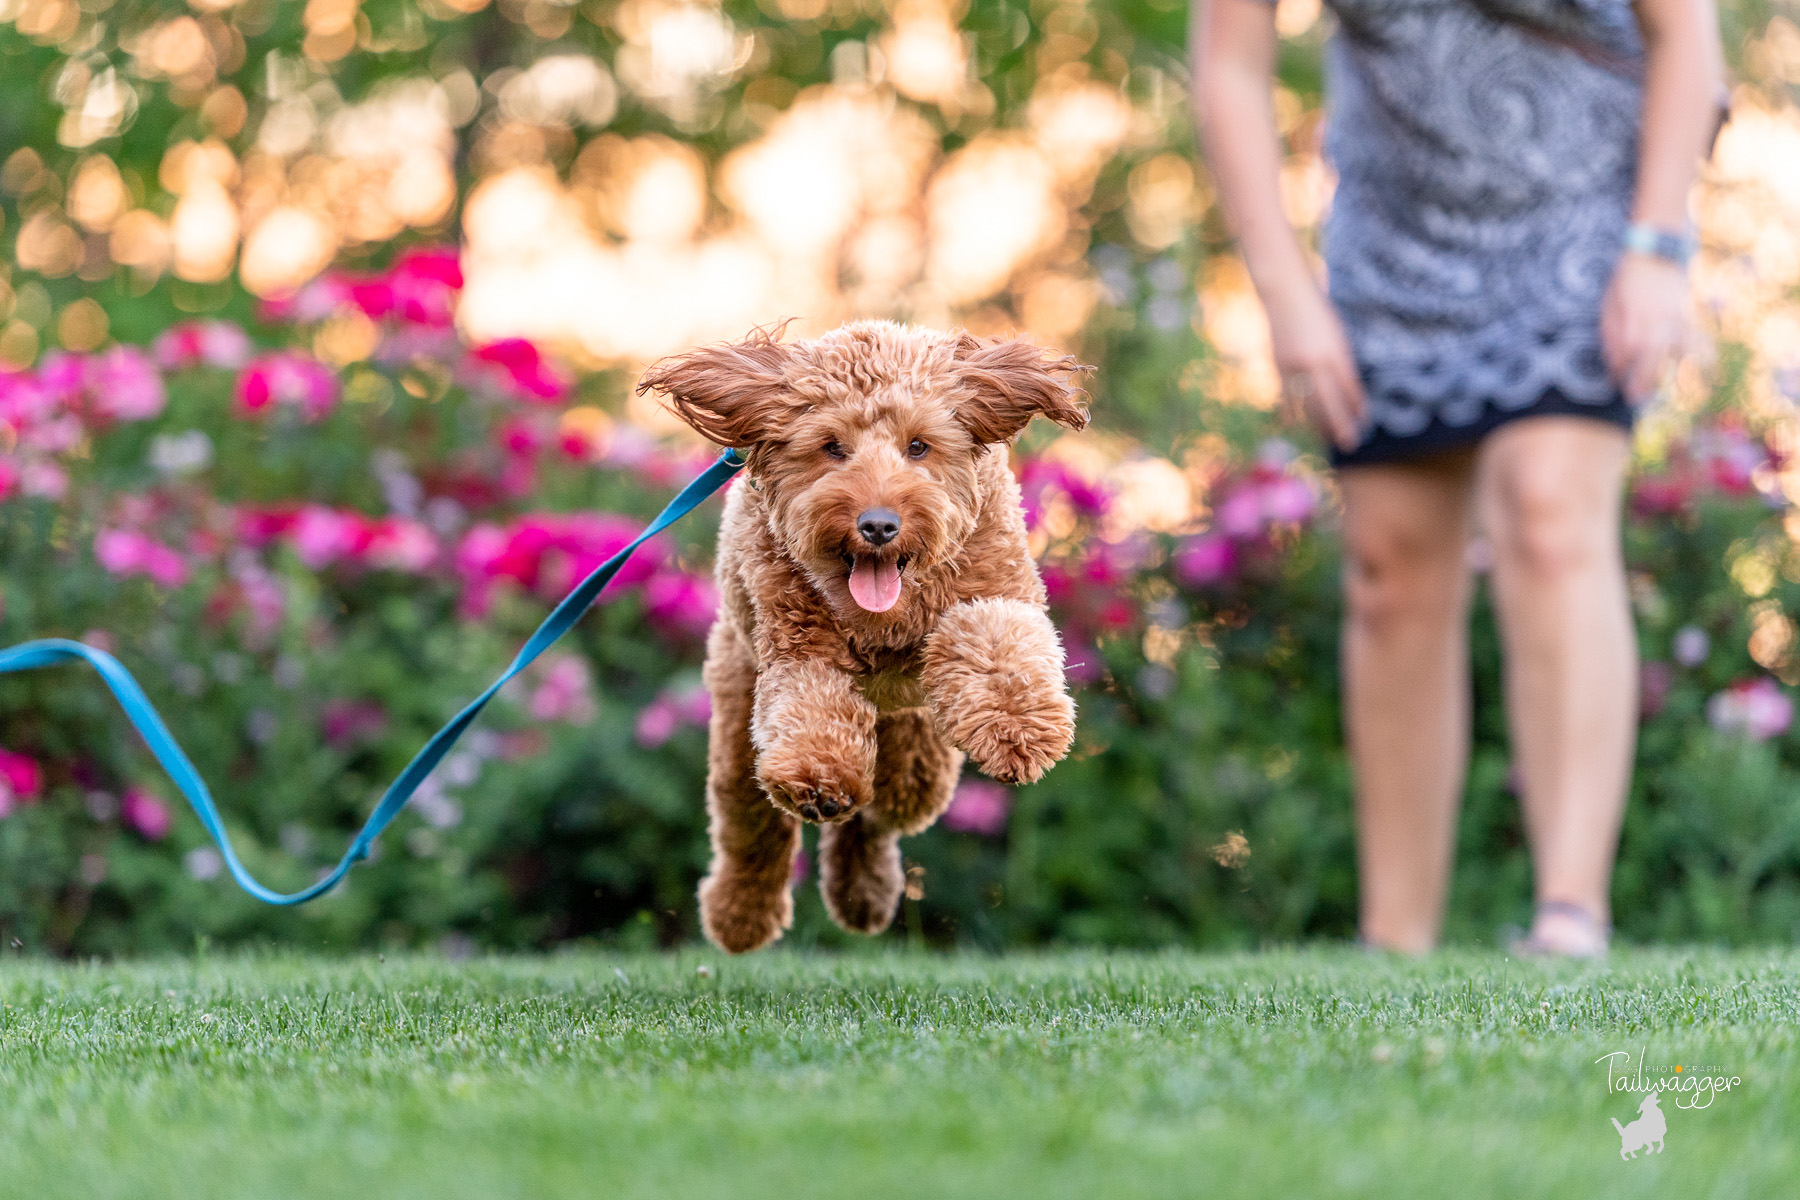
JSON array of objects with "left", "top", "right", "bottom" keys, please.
[{"left": 848, "top": 558, "right": 902, "bottom": 612}]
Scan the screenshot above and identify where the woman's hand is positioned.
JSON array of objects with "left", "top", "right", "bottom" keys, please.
[
  {"left": 1267, "top": 284, "right": 1367, "bottom": 451},
  {"left": 1601, "top": 252, "right": 1692, "bottom": 406}
]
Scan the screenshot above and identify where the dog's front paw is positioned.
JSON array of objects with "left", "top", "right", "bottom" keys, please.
[
  {"left": 955, "top": 686, "right": 1075, "bottom": 784},
  {"left": 756, "top": 749, "right": 872, "bottom": 824},
  {"left": 924, "top": 598, "right": 1076, "bottom": 784}
]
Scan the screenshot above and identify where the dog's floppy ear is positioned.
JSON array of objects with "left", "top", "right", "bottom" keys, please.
[
  {"left": 636, "top": 325, "right": 795, "bottom": 449},
  {"left": 950, "top": 333, "right": 1091, "bottom": 445}
]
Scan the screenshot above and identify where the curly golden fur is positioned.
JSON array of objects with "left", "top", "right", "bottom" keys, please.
[{"left": 638, "top": 320, "right": 1089, "bottom": 952}]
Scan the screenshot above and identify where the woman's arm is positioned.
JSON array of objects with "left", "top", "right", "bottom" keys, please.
[
  {"left": 1602, "top": 0, "right": 1727, "bottom": 402},
  {"left": 1189, "top": 0, "right": 1364, "bottom": 450}
]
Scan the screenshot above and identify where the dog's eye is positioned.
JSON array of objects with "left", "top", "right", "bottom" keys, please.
[
  {"left": 907, "top": 439, "right": 929, "bottom": 459},
  {"left": 824, "top": 440, "right": 847, "bottom": 460}
]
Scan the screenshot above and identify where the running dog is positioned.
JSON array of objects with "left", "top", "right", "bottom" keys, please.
[{"left": 638, "top": 321, "right": 1088, "bottom": 952}]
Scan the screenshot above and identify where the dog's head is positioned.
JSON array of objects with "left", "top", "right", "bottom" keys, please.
[{"left": 639, "top": 320, "right": 1088, "bottom": 616}]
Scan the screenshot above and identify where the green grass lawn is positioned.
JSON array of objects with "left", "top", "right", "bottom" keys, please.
[{"left": 0, "top": 948, "right": 1794, "bottom": 1199}]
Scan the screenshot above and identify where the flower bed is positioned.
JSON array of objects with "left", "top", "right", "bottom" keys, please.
[{"left": 1, "top": 249, "right": 1798, "bottom": 951}]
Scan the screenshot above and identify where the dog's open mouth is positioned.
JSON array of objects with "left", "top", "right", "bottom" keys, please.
[{"left": 843, "top": 553, "right": 907, "bottom": 613}]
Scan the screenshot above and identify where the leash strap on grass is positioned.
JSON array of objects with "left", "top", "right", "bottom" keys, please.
[{"left": 0, "top": 448, "right": 745, "bottom": 906}]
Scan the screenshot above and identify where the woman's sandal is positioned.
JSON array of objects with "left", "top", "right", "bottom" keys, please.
[{"left": 1508, "top": 899, "right": 1611, "bottom": 960}]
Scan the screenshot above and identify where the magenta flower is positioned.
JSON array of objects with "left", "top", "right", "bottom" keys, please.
[
  {"left": 0, "top": 747, "right": 42, "bottom": 818},
  {"left": 153, "top": 320, "right": 253, "bottom": 371},
  {"left": 644, "top": 570, "right": 718, "bottom": 639},
  {"left": 321, "top": 699, "right": 388, "bottom": 748},
  {"left": 120, "top": 787, "right": 173, "bottom": 840},
  {"left": 1174, "top": 533, "right": 1238, "bottom": 588},
  {"left": 94, "top": 529, "right": 189, "bottom": 588},
  {"left": 1706, "top": 677, "right": 1795, "bottom": 742},
  {"left": 387, "top": 246, "right": 464, "bottom": 326},
  {"left": 467, "top": 338, "right": 573, "bottom": 405},
  {"left": 943, "top": 778, "right": 1011, "bottom": 836},
  {"left": 236, "top": 352, "right": 340, "bottom": 421}
]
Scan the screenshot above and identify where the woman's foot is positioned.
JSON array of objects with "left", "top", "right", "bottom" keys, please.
[{"left": 1511, "top": 899, "right": 1610, "bottom": 959}]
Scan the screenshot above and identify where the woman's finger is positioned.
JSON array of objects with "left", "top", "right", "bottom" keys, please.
[
  {"left": 1311, "top": 372, "right": 1361, "bottom": 451},
  {"left": 1600, "top": 291, "right": 1628, "bottom": 381},
  {"left": 1329, "top": 349, "right": 1367, "bottom": 425}
]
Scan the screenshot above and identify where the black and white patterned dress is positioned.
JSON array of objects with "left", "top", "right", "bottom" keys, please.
[{"left": 1290, "top": 0, "right": 1646, "bottom": 464}]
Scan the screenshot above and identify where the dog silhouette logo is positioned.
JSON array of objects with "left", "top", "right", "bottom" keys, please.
[{"left": 1610, "top": 1090, "right": 1667, "bottom": 1159}]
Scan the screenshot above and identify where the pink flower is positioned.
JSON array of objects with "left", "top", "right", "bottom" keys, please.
[
  {"left": 1707, "top": 678, "right": 1794, "bottom": 742},
  {"left": 34, "top": 349, "right": 165, "bottom": 425},
  {"left": 467, "top": 339, "right": 572, "bottom": 405},
  {"left": 1215, "top": 486, "right": 1264, "bottom": 538},
  {"left": 257, "top": 274, "right": 354, "bottom": 325},
  {"left": 153, "top": 320, "right": 253, "bottom": 370},
  {"left": 644, "top": 570, "right": 718, "bottom": 639},
  {"left": 291, "top": 505, "right": 369, "bottom": 568},
  {"left": 0, "top": 748, "right": 42, "bottom": 817},
  {"left": 791, "top": 848, "right": 810, "bottom": 883},
  {"left": 634, "top": 684, "right": 709, "bottom": 747},
  {"left": 1260, "top": 476, "right": 1317, "bottom": 525},
  {"left": 364, "top": 518, "right": 439, "bottom": 572},
  {"left": 234, "top": 560, "right": 286, "bottom": 646},
  {"left": 527, "top": 655, "right": 596, "bottom": 724},
  {"left": 0, "top": 369, "right": 55, "bottom": 430},
  {"left": 236, "top": 352, "right": 340, "bottom": 421},
  {"left": 943, "top": 778, "right": 1011, "bottom": 836},
  {"left": 1174, "top": 533, "right": 1238, "bottom": 588},
  {"left": 120, "top": 787, "right": 172, "bottom": 840},
  {"left": 19, "top": 460, "right": 67, "bottom": 499},
  {"left": 1693, "top": 426, "right": 1765, "bottom": 496},
  {"left": 85, "top": 346, "right": 167, "bottom": 422},
  {"left": 1640, "top": 661, "right": 1673, "bottom": 718},
  {"left": 95, "top": 529, "right": 189, "bottom": 588},
  {"left": 321, "top": 699, "right": 388, "bottom": 748}
]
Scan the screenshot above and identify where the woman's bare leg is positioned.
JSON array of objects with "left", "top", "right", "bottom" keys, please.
[
  {"left": 1478, "top": 418, "right": 1635, "bottom": 951},
  {"left": 1339, "top": 453, "right": 1479, "bottom": 952}
]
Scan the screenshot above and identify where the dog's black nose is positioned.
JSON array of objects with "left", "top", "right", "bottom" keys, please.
[{"left": 857, "top": 508, "right": 901, "bottom": 548}]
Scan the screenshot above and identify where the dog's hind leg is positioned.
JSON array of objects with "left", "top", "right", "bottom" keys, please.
[
  {"left": 697, "top": 621, "right": 801, "bottom": 954},
  {"left": 819, "top": 708, "right": 961, "bottom": 935}
]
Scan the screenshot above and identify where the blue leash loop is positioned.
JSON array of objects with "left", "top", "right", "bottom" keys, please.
[{"left": 0, "top": 448, "right": 744, "bottom": 905}]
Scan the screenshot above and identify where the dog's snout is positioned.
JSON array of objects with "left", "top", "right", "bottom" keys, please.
[{"left": 856, "top": 507, "right": 901, "bottom": 548}]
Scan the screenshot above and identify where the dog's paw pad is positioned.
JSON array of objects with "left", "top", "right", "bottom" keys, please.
[{"left": 766, "top": 780, "right": 865, "bottom": 824}]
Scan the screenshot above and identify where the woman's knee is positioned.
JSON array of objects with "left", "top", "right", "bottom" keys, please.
[
  {"left": 1488, "top": 456, "right": 1619, "bottom": 581},
  {"left": 1342, "top": 519, "right": 1467, "bottom": 633}
]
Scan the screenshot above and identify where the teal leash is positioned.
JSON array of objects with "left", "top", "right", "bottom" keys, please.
[{"left": 0, "top": 448, "right": 744, "bottom": 905}]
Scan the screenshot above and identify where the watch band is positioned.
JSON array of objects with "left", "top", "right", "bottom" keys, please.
[{"left": 1623, "top": 223, "right": 1698, "bottom": 267}]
